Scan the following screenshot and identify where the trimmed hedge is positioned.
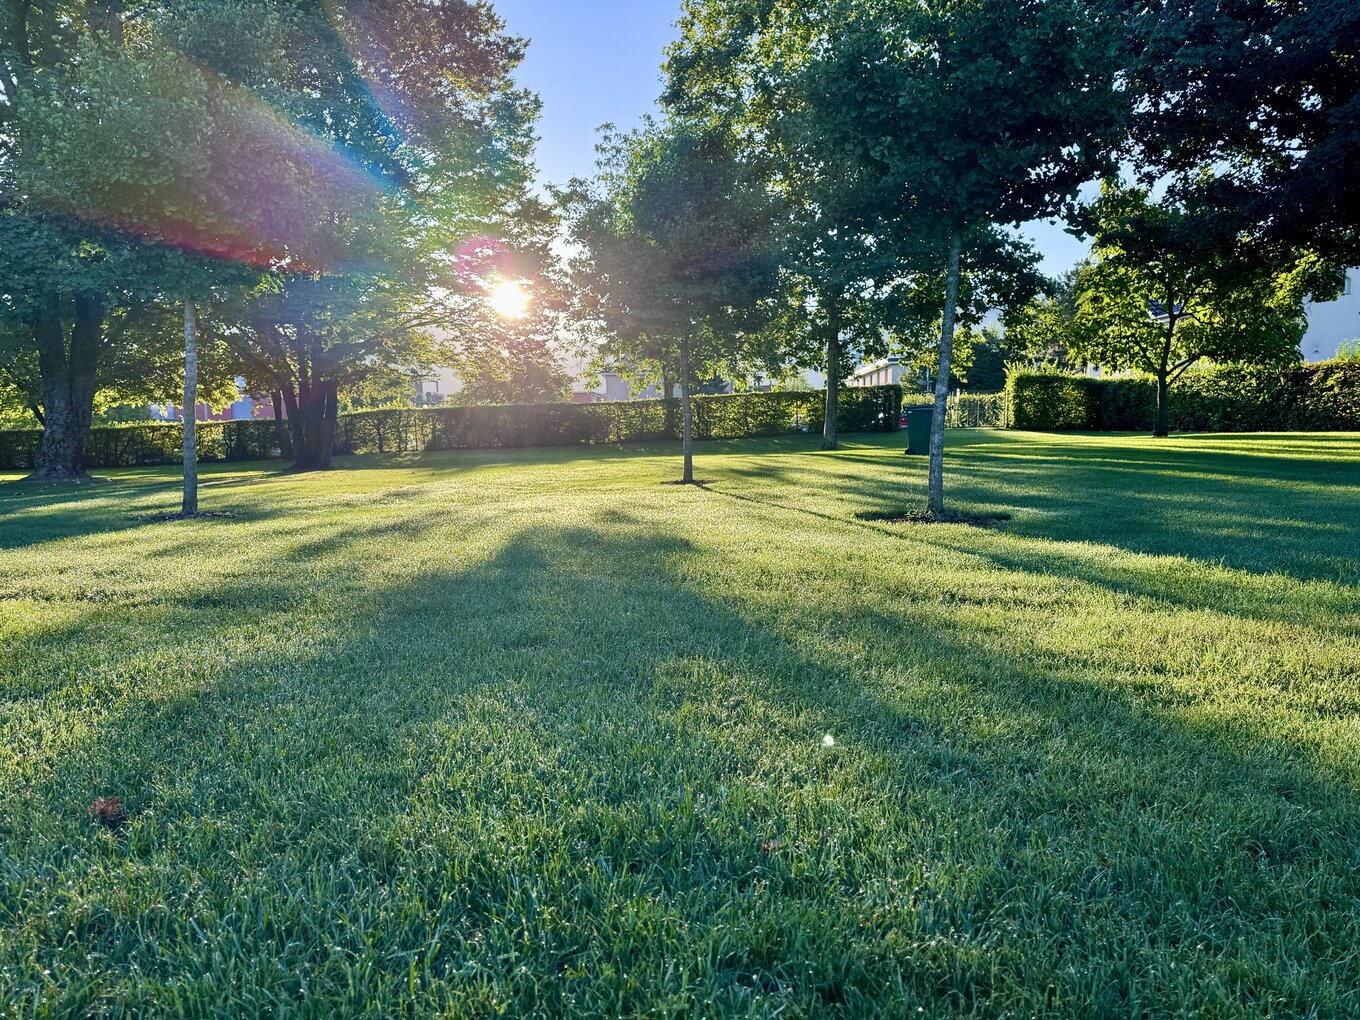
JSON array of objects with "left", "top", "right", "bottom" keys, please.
[
  {"left": 1007, "top": 360, "right": 1360, "bottom": 432},
  {"left": 0, "top": 420, "right": 278, "bottom": 472},
  {"left": 336, "top": 386, "right": 901, "bottom": 455},
  {"left": 0, "top": 386, "right": 901, "bottom": 470}
]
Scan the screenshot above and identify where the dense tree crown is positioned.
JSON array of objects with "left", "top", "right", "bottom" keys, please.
[
  {"left": 1119, "top": 0, "right": 1360, "bottom": 264},
  {"left": 1071, "top": 184, "right": 1327, "bottom": 436},
  {"left": 667, "top": 0, "right": 1125, "bottom": 512},
  {"left": 561, "top": 119, "right": 783, "bottom": 481},
  {"left": 1, "top": 0, "right": 553, "bottom": 477}
]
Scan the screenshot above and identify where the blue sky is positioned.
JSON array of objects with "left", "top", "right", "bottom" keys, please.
[{"left": 493, "top": 0, "right": 1089, "bottom": 278}]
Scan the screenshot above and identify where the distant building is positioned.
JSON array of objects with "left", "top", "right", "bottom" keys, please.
[
  {"left": 847, "top": 357, "right": 908, "bottom": 388},
  {"left": 1301, "top": 271, "right": 1359, "bottom": 361},
  {"left": 413, "top": 367, "right": 459, "bottom": 406},
  {"left": 151, "top": 376, "right": 277, "bottom": 422}
]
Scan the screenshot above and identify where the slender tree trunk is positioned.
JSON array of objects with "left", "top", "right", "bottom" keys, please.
[
  {"left": 272, "top": 388, "right": 292, "bottom": 458},
  {"left": 822, "top": 315, "right": 842, "bottom": 451},
  {"left": 1152, "top": 323, "right": 1173, "bottom": 438},
  {"left": 1153, "top": 371, "right": 1170, "bottom": 438},
  {"left": 928, "top": 229, "right": 963, "bottom": 518},
  {"left": 30, "top": 295, "right": 101, "bottom": 482},
  {"left": 181, "top": 301, "right": 198, "bottom": 516},
  {"left": 679, "top": 340, "right": 694, "bottom": 484}
]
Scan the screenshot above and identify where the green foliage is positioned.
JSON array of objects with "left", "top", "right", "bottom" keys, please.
[
  {"left": 563, "top": 119, "right": 783, "bottom": 381},
  {"left": 1337, "top": 340, "right": 1360, "bottom": 362},
  {"left": 339, "top": 386, "right": 900, "bottom": 454},
  {"left": 1121, "top": 0, "right": 1360, "bottom": 265},
  {"left": 1007, "top": 368, "right": 1102, "bottom": 431},
  {"left": 960, "top": 329, "right": 1009, "bottom": 393},
  {"left": 0, "top": 387, "right": 901, "bottom": 469},
  {"left": 1007, "top": 362, "right": 1360, "bottom": 433},
  {"left": 337, "top": 369, "right": 419, "bottom": 414},
  {"left": 666, "top": 0, "right": 1074, "bottom": 397},
  {"left": 0, "top": 419, "right": 277, "bottom": 471},
  {"left": 1072, "top": 185, "right": 1320, "bottom": 379},
  {"left": 946, "top": 392, "right": 1011, "bottom": 429},
  {"left": 454, "top": 323, "right": 573, "bottom": 407},
  {"left": 1004, "top": 267, "right": 1085, "bottom": 370}
]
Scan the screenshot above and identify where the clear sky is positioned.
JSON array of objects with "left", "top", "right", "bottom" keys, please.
[{"left": 492, "top": 0, "right": 1089, "bottom": 278}]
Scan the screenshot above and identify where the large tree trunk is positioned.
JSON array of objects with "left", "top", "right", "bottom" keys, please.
[
  {"left": 181, "top": 301, "right": 198, "bottom": 516},
  {"left": 288, "top": 372, "right": 337, "bottom": 472},
  {"left": 927, "top": 229, "right": 963, "bottom": 518},
  {"left": 29, "top": 295, "right": 102, "bottom": 483},
  {"left": 679, "top": 340, "right": 694, "bottom": 484},
  {"left": 822, "top": 315, "right": 842, "bottom": 451},
  {"left": 86, "top": 0, "right": 125, "bottom": 43}
]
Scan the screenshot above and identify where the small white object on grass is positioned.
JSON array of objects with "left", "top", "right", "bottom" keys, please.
[{"left": 822, "top": 734, "right": 835, "bottom": 748}]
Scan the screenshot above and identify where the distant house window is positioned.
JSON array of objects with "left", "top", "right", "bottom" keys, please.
[{"left": 1346, "top": 274, "right": 1353, "bottom": 296}]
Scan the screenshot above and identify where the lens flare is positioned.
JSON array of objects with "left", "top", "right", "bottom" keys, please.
[{"left": 488, "top": 280, "right": 530, "bottom": 318}]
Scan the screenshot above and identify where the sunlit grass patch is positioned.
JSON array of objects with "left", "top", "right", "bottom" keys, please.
[{"left": 1, "top": 430, "right": 1358, "bottom": 1017}]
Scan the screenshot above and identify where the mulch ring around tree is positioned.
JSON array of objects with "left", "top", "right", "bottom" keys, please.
[{"left": 855, "top": 509, "right": 1012, "bottom": 528}]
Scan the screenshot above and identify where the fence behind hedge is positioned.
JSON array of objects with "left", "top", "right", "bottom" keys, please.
[
  {"left": 1006, "top": 360, "right": 1360, "bottom": 432},
  {"left": 0, "top": 385, "right": 902, "bottom": 470}
]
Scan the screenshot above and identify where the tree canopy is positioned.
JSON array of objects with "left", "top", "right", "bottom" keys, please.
[
  {"left": 1072, "top": 184, "right": 1327, "bottom": 436},
  {"left": 1, "top": 0, "right": 551, "bottom": 475},
  {"left": 562, "top": 119, "right": 783, "bottom": 482}
]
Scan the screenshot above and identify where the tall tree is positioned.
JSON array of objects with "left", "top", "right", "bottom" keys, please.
[
  {"left": 562, "top": 120, "right": 782, "bottom": 484},
  {"left": 666, "top": 1, "right": 913, "bottom": 451},
  {"left": 12, "top": 18, "right": 271, "bottom": 505},
  {"left": 159, "top": 0, "right": 548, "bottom": 471},
  {"left": 2, "top": 0, "right": 549, "bottom": 477},
  {"left": 789, "top": 0, "right": 1125, "bottom": 515},
  {"left": 1072, "top": 184, "right": 1327, "bottom": 436}
]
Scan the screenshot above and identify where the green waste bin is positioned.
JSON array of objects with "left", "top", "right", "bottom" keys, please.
[{"left": 905, "top": 405, "right": 934, "bottom": 455}]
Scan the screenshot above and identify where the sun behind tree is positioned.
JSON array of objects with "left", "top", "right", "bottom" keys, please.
[{"left": 488, "top": 279, "right": 530, "bottom": 319}]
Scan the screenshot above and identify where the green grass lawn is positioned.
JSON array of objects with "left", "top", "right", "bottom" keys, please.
[{"left": 2, "top": 430, "right": 1358, "bottom": 1018}]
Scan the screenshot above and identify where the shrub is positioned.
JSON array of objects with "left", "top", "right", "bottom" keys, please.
[
  {"left": 1007, "top": 368, "right": 1102, "bottom": 430},
  {"left": 1006, "top": 360, "right": 1360, "bottom": 432},
  {"left": 947, "top": 392, "right": 1011, "bottom": 428},
  {"left": 0, "top": 387, "right": 902, "bottom": 470},
  {"left": 338, "top": 386, "right": 902, "bottom": 455},
  {"left": 0, "top": 419, "right": 279, "bottom": 471}
]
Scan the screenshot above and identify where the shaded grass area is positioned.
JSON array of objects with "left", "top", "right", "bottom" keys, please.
[{"left": 1, "top": 430, "right": 1358, "bottom": 1017}]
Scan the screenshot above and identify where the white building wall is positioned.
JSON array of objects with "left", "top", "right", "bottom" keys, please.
[{"left": 1301, "top": 272, "right": 1359, "bottom": 361}]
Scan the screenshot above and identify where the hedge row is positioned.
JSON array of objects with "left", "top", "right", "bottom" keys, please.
[
  {"left": 336, "top": 386, "right": 899, "bottom": 455},
  {"left": 0, "top": 386, "right": 901, "bottom": 470},
  {"left": 1007, "top": 360, "right": 1360, "bottom": 432},
  {"left": 0, "top": 420, "right": 279, "bottom": 472}
]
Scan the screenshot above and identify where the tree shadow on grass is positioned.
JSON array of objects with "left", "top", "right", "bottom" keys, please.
[
  {"left": 0, "top": 465, "right": 296, "bottom": 552},
  {"left": 778, "top": 433, "right": 1360, "bottom": 588},
  {"left": 7, "top": 515, "right": 1360, "bottom": 1017}
]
